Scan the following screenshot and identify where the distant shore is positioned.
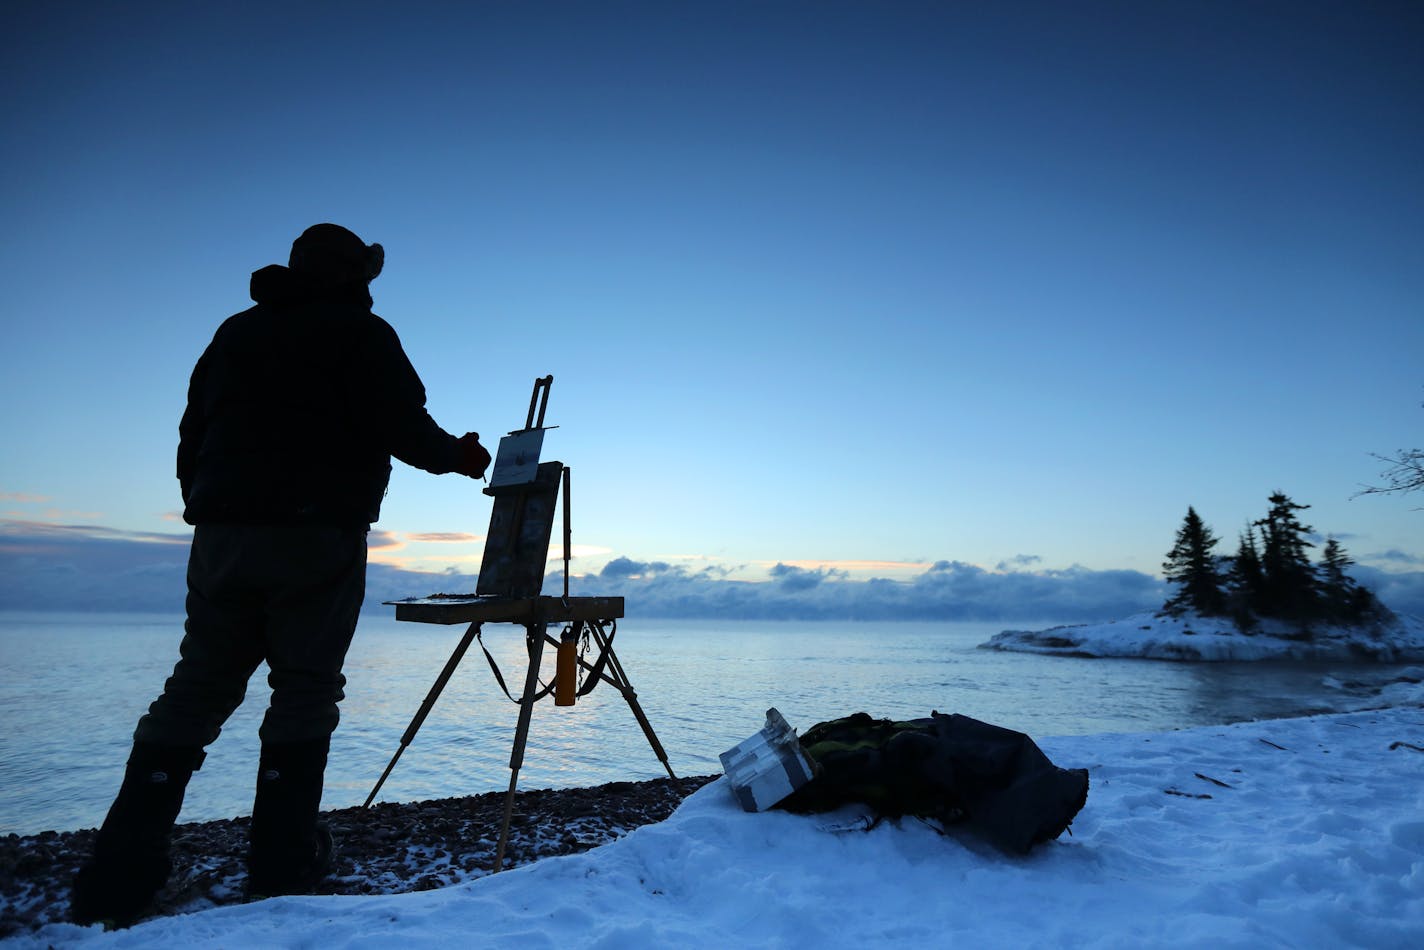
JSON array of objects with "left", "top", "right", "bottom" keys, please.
[
  {"left": 0, "top": 774, "right": 718, "bottom": 938},
  {"left": 983, "top": 610, "right": 1424, "bottom": 663}
]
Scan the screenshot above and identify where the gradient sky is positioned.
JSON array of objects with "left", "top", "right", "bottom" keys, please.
[{"left": 2, "top": 1, "right": 1421, "bottom": 602}]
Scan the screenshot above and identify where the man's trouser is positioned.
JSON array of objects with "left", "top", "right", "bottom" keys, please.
[
  {"left": 76, "top": 523, "right": 365, "bottom": 923},
  {"left": 135, "top": 522, "right": 367, "bottom": 748}
]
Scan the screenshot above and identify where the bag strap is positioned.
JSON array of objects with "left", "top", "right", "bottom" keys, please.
[
  {"left": 477, "top": 626, "right": 554, "bottom": 704},
  {"left": 577, "top": 619, "right": 617, "bottom": 697}
]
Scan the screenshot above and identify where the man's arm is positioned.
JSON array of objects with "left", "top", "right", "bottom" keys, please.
[
  {"left": 176, "top": 347, "right": 212, "bottom": 502},
  {"left": 363, "top": 317, "right": 487, "bottom": 477}
]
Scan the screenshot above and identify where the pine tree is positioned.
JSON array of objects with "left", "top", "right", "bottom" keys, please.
[
  {"left": 1224, "top": 526, "right": 1264, "bottom": 630},
  {"left": 1254, "top": 492, "right": 1318, "bottom": 622},
  {"left": 1316, "top": 537, "right": 1384, "bottom": 622},
  {"left": 1160, "top": 506, "right": 1225, "bottom": 617},
  {"left": 1317, "top": 537, "right": 1354, "bottom": 618}
]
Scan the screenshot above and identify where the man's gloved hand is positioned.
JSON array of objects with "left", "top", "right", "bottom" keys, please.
[{"left": 456, "top": 432, "right": 492, "bottom": 479}]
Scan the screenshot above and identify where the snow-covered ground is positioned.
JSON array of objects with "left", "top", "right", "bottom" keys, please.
[
  {"left": 985, "top": 611, "right": 1424, "bottom": 662},
  {"left": 18, "top": 687, "right": 1424, "bottom": 949}
]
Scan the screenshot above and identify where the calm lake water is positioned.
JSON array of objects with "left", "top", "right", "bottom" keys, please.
[{"left": 0, "top": 611, "right": 1414, "bottom": 836}]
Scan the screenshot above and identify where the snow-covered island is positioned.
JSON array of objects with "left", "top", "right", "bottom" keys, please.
[
  {"left": 995, "top": 494, "right": 1424, "bottom": 662},
  {"left": 983, "top": 610, "right": 1424, "bottom": 662}
]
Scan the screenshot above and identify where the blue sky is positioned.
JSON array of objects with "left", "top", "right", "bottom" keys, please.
[{"left": 2, "top": 1, "right": 1421, "bottom": 617}]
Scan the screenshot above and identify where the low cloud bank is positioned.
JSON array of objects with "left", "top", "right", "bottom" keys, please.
[
  {"left": 5, "top": 523, "right": 1423, "bottom": 622},
  {"left": 0, "top": 521, "right": 190, "bottom": 613},
  {"left": 1352, "top": 565, "right": 1424, "bottom": 619},
  {"left": 376, "top": 557, "right": 1424, "bottom": 622},
  {"left": 550, "top": 558, "right": 1168, "bottom": 622}
]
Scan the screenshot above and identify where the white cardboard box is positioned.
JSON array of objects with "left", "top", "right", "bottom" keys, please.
[{"left": 719, "top": 708, "right": 816, "bottom": 812}]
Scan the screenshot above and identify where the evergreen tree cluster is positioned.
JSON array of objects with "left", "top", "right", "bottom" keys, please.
[{"left": 1159, "top": 493, "right": 1386, "bottom": 633}]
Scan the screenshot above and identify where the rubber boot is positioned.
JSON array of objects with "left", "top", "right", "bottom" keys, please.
[
  {"left": 246, "top": 736, "right": 335, "bottom": 898},
  {"left": 70, "top": 741, "right": 204, "bottom": 927}
]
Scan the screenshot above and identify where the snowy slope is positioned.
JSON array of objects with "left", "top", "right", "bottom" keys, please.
[{"left": 20, "top": 693, "right": 1424, "bottom": 949}]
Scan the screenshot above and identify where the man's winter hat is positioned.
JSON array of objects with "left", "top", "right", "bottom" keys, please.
[{"left": 288, "top": 223, "right": 384, "bottom": 283}]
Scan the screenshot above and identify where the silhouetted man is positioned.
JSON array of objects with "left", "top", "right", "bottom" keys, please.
[{"left": 72, "top": 224, "right": 491, "bottom": 926}]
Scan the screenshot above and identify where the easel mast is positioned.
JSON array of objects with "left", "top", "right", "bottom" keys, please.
[{"left": 365, "top": 376, "right": 673, "bottom": 873}]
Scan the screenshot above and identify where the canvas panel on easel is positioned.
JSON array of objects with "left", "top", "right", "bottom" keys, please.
[{"left": 476, "top": 461, "right": 563, "bottom": 598}]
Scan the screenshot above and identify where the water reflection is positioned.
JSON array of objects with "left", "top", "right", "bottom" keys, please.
[{"left": 1, "top": 613, "right": 1416, "bottom": 836}]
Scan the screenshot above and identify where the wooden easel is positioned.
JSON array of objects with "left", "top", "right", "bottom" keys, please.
[{"left": 363, "top": 377, "right": 674, "bottom": 872}]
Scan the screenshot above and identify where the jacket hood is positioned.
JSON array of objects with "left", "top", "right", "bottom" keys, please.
[{"left": 249, "top": 264, "right": 373, "bottom": 310}]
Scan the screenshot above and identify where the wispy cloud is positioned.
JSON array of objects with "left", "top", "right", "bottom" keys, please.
[
  {"left": 367, "top": 530, "right": 490, "bottom": 574},
  {"left": 41, "top": 508, "right": 105, "bottom": 521},
  {"left": 0, "top": 491, "right": 51, "bottom": 504},
  {"left": 1363, "top": 549, "right": 1424, "bottom": 567},
  {"left": 0, "top": 490, "right": 104, "bottom": 523},
  {"left": 367, "top": 531, "right": 404, "bottom": 550},
  {"left": 995, "top": 554, "right": 1044, "bottom": 571},
  {"left": 0, "top": 520, "right": 190, "bottom": 547},
  {"left": 370, "top": 552, "right": 485, "bottom": 573}
]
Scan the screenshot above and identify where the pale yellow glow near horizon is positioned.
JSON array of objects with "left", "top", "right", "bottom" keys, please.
[
  {"left": 369, "top": 541, "right": 613, "bottom": 574},
  {"left": 770, "top": 558, "right": 933, "bottom": 573}
]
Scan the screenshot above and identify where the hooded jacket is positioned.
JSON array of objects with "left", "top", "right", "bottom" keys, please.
[{"left": 177, "top": 264, "right": 462, "bottom": 528}]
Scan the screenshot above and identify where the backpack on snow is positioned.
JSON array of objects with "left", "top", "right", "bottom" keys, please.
[{"left": 776, "top": 711, "right": 1089, "bottom": 855}]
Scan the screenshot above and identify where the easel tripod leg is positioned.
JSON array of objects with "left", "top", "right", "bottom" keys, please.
[
  {"left": 589, "top": 624, "right": 676, "bottom": 780},
  {"left": 364, "top": 622, "right": 482, "bottom": 808},
  {"left": 494, "top": 621, "right": 547, "bottom": 872}
]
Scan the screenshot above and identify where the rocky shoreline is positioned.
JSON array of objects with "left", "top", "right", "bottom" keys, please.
[{"left": 0, "top": 774, "right": 719, "bottom": 937}]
